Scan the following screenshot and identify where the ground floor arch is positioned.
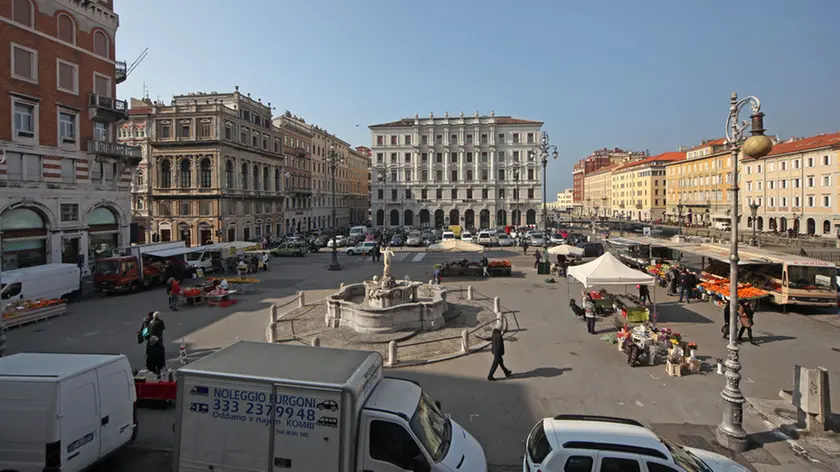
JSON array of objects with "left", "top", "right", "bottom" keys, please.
[
  {"left": 449, "top": 209, "right": 460, "bottom": 226},
  {"left": 480, "top": 209, "right": 490, "bottom": 228},
  {"left": 434, "top": 209, "right": 445, "bottom": 228},
  {"left": 390, "top": 209, "right": 400, "bottom": 226},
  {"left": 464, "top": 209, "right": 475, "bottom": 228},
  {"left": 404, "top": 209, "right": 414, "bottom": 227},
  {"left": 807, "top": 218, "right": 816, "bottom": 235},
  {"left": 497, "top": 209, "right": 507, "bottom": 226},
  {"left": 526, "top": 209, "right": 537, "bottom": 225},
  {"left": 376, "top": 209, "right": 385, "bottom": 226},
  {"left": 419, "top": 209, "right": 430, "bottom": 226}
]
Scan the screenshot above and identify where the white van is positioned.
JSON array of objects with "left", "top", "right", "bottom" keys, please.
[
  {"left": 713, "top": 220, "right": 731, "bottom": 231},
  {"left": 349, "top": 225, "right": 370, "bottom": 238},
  {"left": 0, "top": 353, "right": 137, "bottom": 472},
  {"left": 441, "top": 231, "right": 456, "bottom": 241},
  {"left": 0, "top": 263, "right": 81, "bottom": 306}
]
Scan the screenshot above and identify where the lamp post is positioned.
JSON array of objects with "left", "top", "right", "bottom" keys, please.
[
  {"left": 534, "top": 132, "right": 559, "bottom": 238},
  {"left": 749, "top": 201, "right": 760, "bottom": 246},
  {"left": 717, "top": 92, "right": 773, "bottom": 452},
  {"left": 326, "top": 145, "right": 344, "bottom": 271},
  {"left": 512, "top": 161, "right": 521, "bottom": 227},
  {"left": 677, "top": 202, "right": 684, "bottom": 236}
]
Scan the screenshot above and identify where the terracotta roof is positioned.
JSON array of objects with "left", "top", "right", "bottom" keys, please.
[
  {"left": 765, "top": 132, "right": 840, "bottom": 157},
  {"left": 369, "top": 116, "right": 542, "bottom": 128},
  {"left": 614, "top": 151, "right": 686, "bottom": 171},
  {"left": 688, "top": 138, "right": 726, "bottom": 151},
  {"left": 586, "top": 163, "right": 621, "bottom": 176}
]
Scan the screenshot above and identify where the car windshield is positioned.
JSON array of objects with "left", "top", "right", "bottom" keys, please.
[
  {"left": 408, "top": 392, "right": 450, "bottom": 463},
  {"left": 787, "top": 265, "right": 836, "bottom": 290},
  {"left": 185, "top": 252, "right": 203, "bottom": 261},
  {"left": 95, "top": 260, "right": 120, "bottom": 274},
  {"left": 658, "top": 435, "right": 713, "bottom": 472}
]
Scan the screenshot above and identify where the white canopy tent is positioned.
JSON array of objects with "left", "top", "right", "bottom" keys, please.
[
  {"left": 426, "top": 240, "right": 485, "bottom": 253},
  {"left": 567, "top": 252, "right": 654, "bottom": 287},
  {"left": 547, "top": 244, "right": 584, "bottom": 257}
]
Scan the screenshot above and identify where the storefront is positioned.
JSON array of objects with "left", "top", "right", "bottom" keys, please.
[
  {"left": 88, "top": 207, "right": 121, "bottom": 263},
  {"left": 1, "top": 207, "right": 48, "bottom": 270}
]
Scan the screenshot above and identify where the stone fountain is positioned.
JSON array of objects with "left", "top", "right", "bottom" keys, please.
[{"left": 325, "top": 248, "right": 447, "bottom": 333}]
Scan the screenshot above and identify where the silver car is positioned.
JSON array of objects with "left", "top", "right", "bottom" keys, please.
[
  {"left": 406, "top": 232, "right": 424, "bottom": 247},
  {"left": 496, "top": 234, "right": 513, "bottom": 247},
  {"left": 528, "top": 235, "right": 546, "bottom": 247}
]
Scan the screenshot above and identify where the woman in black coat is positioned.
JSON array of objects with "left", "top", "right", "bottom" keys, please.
[{"left": 145, "top": 336, "right": 166, "bottom": 374}]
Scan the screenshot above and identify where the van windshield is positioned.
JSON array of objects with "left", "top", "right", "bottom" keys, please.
[
  {"left": 95, "top": 260, "right": 120, "bottom": 275},
  {"left": 185, "top": 252, "right": 204, "bottom": 261},
  {"left": 787, "top": 265, "right": 836, "bottom": 290},
  {"left": 408, "top": 392, "right": 450, "bottom": 462}
]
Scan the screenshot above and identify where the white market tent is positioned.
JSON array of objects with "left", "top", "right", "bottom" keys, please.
[
  {"left": 426, "top": 240, "right": 485, "bottom": 253},
  {"left": 568, "top": 252, "right": 654, "bottom": 288},
  {"left": 547, "top": 244, "right": 585, "bottom": 257}
]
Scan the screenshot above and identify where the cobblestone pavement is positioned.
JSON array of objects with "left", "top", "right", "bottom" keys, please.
[{"left": 6, "top": 249, "right": 840, "bottom": 470}]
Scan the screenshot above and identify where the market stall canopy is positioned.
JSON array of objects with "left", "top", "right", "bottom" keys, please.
[
  {"left": 426, "top": 240, "right": 485, "bottom": 253},
  {"left": 547, "top": 244, "right": 584, "bottom": 256},
  {"left": 685, "top": 244, "right": 772, "bottom": 265},
  {"left": 567, "top": 252, "right": 654, "bottom": 287},
  {"left": 201, "top": 241, "right": 258, "bottom": 252},
  {"left": 146, "top": 246, "right": 203, "bottom": 258}
]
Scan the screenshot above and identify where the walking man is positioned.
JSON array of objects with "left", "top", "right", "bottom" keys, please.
[
  {"left": 522, "top": 240, "right": 529, "bottom": 255},
  {"left": 584, "top": 293, "right": 597, "bottom": 334},
  {"left": 487, "top": 328, "right": 512, "bottom": 381},
  {"left": 480, "top": 255, "right": 490, "bottom": 277},
  {"left": 638, "top": 284, "right": 651, "bottom": 304},
  {"left": 737, "top": 301, "right": 758, "bottom": 345},
  {"left": 533, "top": 248, "right": 542, "bottom": 269}
]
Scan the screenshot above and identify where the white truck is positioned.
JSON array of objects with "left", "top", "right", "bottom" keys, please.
[{"left": 173, "top": 341, "right": 487, "bottom": 472}]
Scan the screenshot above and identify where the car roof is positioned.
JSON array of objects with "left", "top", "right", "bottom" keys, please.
[{"left": 542, "top": 416, "right": 670, "bottom": 459}]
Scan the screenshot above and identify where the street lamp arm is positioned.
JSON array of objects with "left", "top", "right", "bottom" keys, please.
[{"left": 725, "top": 94, "right": 762, "bottom": 145}]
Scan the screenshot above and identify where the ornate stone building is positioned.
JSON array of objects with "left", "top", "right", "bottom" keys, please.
[
  {"left": 369, "top": 112, "right": 544, "bottom": 229},
  {"left": 272, "top": 112, "right": 312, "bottom": 233},
  {"left": 134, "top": 88, "right": 287, "bottom": 245}
]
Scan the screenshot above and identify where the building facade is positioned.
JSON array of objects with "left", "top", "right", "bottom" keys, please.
[
  {"left": 556, "top": 188, "right": 574, "bottom": 210},
  {"left": 1, "top": 0, "right": 139, "bottom": 270},
  {"left": 571, "top": 148, "right": 643, "bottom": 216},
  {"left": 664, "top": 139, "right": 736, "bottom": 226},
  {"left": 272, "top": 112, "right": 312, "bottom": 234},
  {"left": 741, "top": 132, "right": 840, "bottom": 235},
  {"left": 346, "top": 147, "right": 370, "bottom": 226},
  {"left": 610, "top": 152, "right": 684, "bottom": 222},
  {"left": 133, "top": 89, "right": 289, "bottom": 245},
  {"left": 583, "top": 165, "right": 617, "bottom": 218},
  {"left": 369, "top": 112, "right": 544, "bottom": 229},
  {"left": 310, "top": 124, "right": 366, "bottom": 229},
  {"left": 355, "top": 145, "right": 372, "bottom": 224},
  {"left": 121, "top": 97, "right": 153, "bottom": 243}
]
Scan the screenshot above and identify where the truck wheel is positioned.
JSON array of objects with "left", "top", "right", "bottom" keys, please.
[{"left": 347, "top": 250, "right": 354, "bottom": 256}]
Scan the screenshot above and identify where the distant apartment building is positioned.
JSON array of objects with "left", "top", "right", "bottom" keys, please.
[
  {"left": 310, "top": 125, "right": 369, "bottom": 228},
  {"left": 355, "top": 146, "right": 372, "bottom": 223},
  {"left": 272, "top": 112, "right": 312, "bottom": 234},
  {"left": 1, "top": 0, "right": 139, "bottom": 270},
  {"left": 611, "top": 152, "right": 685, "bottom": 221},
  {"left": 369, "top": 112, "right": 544, "bottom": 229},
  {"left": 556, "top": 188, "right": 574, "bottom": 210},
  {"left": 571, "top": 148, "right": 644, "bottom": 216},
  {"left": 741, "top": 132, "right": 840, "bottom": 235},
  {"left": 583, "top": 165, "right": 618, "bottom": 218},
  {"left": 664, "top": 138, "right": 734, "bottom": 226}
]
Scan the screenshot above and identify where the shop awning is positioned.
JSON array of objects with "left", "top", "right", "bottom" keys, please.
[
  {"left": 146, "top": 247, "right": 203, "bottom": 258},
  {"left": 680, "top": 245, "right": 771, "bottom": 265}
]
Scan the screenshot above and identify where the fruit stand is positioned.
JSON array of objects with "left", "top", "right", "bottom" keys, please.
[
  {"left": 436, "top": 259, "right": 512, "bottom": 277},
  {"left": 487, "top": 260, "right": 512, "bottom": 277},
  {"left": 2, "top": 299, "right": 67, "bottom": 329},
  {"left": 698, "top": 273, "right": 769, "bottom": 307}
]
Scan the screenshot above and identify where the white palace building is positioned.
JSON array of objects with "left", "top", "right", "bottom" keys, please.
[{"left": 369, "top": 111, "right": 544, "bottom": 229}]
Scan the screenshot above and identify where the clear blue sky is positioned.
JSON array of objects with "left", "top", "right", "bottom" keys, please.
[{"left": 116, "top": 0, "right": 840, "bottom": 199}]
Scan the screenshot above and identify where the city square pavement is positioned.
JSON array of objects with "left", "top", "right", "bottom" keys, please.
[{"left": 6, "top": 247, "right": 840, "bottom": 471}]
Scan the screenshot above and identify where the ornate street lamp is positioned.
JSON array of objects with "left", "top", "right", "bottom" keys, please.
[
  {"left": 717, "top": 92, "right": 773, "bottom": 452},
  {"left": 749, "top": 201, "right": 760, "bottom": 246},
  {"left": 534, "top": 132, "right": 559, "bottom": 237},
  {"left": 512, "top": 161, "right": 521, "bottom": 226},
  {"left": 677, "top": 202, "right": 684, "bottom": 236},
  {"left": 326, "top": 145, "right": 344, "bottom": 271}
]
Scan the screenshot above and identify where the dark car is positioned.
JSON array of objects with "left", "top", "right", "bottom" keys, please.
[
  {"left": 577, "top": 242, "right": 605, "bottom": 258},
  {"left": 389, "top": 235, "right": 404, "bottom": 247},
  {"left": 315, "top": 235, "right": 330, "bottom": 247}
]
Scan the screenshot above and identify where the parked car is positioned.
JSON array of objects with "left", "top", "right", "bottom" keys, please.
[
  {"left": 314, "top": 234, "right": 330, "bottom": 247},
  {"left": 345, "top": 241, "right": 377, "bottom": 256},
  {"left": 405, "top": 232, "right": 424, "bottom": 247},
  {"left": 578, "top": 242, "right": 605, "bottom": 258},
  {"left": 523, "top": 415, "right": 749, "bottom": 472},
  {"left": 528, "top": 234, "right": 546, "bottom": 247},
  {"left": 461, "top": 232, "right": 474, "bottom": 243},
  {"left": 441, "top": 231, "right": 456, "bottom": 241},
  {"left": 496, "top": 233, "right": 513, "bottom": 247},
  {"left": 389, "top": 235, "right": 404, "bottom": 247},
  {"left": 476, "top": 231, "right": 495, "bottom": 246},
  {"left": 270, "top": 242, "right": 305, "bottom": 257},
  {"left": 549, "top": 233, "right": 565, "bottom": 245},
  {"left": 326, "top": 235, "right": 347, "bottom": 248},
  {"left": 422, "top": 231, "right": 436, "bottom": 246}
]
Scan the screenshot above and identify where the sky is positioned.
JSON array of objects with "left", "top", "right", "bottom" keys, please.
[{"left": 115, "top": 0, "right": 840, "bottom": 199}]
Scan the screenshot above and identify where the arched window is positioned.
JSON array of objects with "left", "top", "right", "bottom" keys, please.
[
  {"left": 93, "top": 30, "right": 109, "bottom": 58},
  {"left": 275, "top": 169, "right": 282, "bottom": 192},
  {"left": 253, "top": 165, "right": 260, "bottom": 191},
  {"left": 160, "top": 160, "right": 171, "bottom": 188},
  {"left": 57, "top": 13, "right": 75, "bottom": 44},
  {"left": 263, "top": 167, "right": 269, "bottom": 191},
  {"left": 2, "top": 207, "right": 47, "bottom": 269},
  {"left": 12, "top": 0, "right": 33, "bottom": 27},
  {"left": 240, "top": 163, "right": 248, "bottom": 189},
  {"left": 135, "top": 172, "right": 145, "bottom": 188},
  {"left": 179, "top": 159, "right": 192, "bottom": 188},
  {"left": 225, "top": 160, "right": 233, "bottom": 188},
  {"left": 200, "top": 158, "right": 212, "bottom": 188}
]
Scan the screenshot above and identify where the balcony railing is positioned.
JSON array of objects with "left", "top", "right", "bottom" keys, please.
[
  {"left": 88, "top": 94, "right": 128, "bottom": 122},
  {"left": 87, "top": 139, "right": 141, "bottom": 162}
]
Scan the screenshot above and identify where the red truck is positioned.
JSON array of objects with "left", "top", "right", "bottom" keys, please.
[{"left": 93, "top": 241, "right": 189, "bottom": 293}]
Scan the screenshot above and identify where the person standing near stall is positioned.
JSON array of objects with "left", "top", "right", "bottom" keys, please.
[
  {"left": 738, "top": 301, "right": 757, "bottom": 345},
  {"left": 584, "top": 293, "right": 597, "bottom": 335},
  {"left": 638, "top": 284, "right": 651, "bottom": 304}
]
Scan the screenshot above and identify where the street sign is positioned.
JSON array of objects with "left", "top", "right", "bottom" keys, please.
[{"left": 643, "top": 227, "right": 651, "bottom": 237}]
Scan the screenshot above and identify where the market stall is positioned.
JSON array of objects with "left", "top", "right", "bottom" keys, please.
[
  {"left": 1, "top": 299, "right": 67, "bottom": 328},
  {"left": 426, "top": 240, "right": 485, "bottom": 253}
]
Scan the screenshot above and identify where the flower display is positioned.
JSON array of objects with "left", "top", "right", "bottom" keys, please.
[{"left": 687, "top": 342, "right": 698, "bottom": 351}]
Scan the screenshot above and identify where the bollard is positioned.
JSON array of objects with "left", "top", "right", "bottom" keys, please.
[
  {"left": 311, "top": 336, "right": 320, "bottom": 347},
  {"left": 467, "top": 285, "right": 473, "bottom": 300},
  {"left": 387, "top": 340, "right": 398, "bottom": 366},
  {"left": 493, "top": 296, "right": 501, "bottom": 314},
  {"left": 298, "top": 291, "right": 305, "bottom": 308},
  {"left": 270, "top": 304, "right": 279, "bottom": 323},
  {"left": 340, "top": 283, "right": 345, "bottom": 290},
  {"left": 429, "top": 279, "right": 434, "bottom": 285},
  {"left": 460, "top": 329, "right": 469, "bottom": 353},
  {"left": 268, "top": 322, "right": 277, "bottom": 343},
  {"left": 496, "top": 311, "right": 503, "bottom": 330}
]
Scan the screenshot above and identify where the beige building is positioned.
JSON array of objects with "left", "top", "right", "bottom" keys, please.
[
  {"left": 611, "top": 152, "right": 685, "bottom": 221},
  {"left": 556, "top": 189, "right": 574, "bottom": 210},
  {"left": 310, "top": 125, "right": 369, "bottom": 228},
  {"left": 664, "top": 139, "right": 736, "bottom": 226},
  {"left": 583, "top": 165, "right": 618, "bottom": 218},
  {"left": 741, "top": 132, "right": 840, "bottom": 235},
  {"left": 125, "top": 89, "right": 288, "bottom": 245}
]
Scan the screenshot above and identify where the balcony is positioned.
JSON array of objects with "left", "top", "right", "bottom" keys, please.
[
  {"left": 88, "top": 94, "right": 128, "bottom": 122},
  {"left": 115, "top": 61, "right": 127, "bottom": 84},
  {"left": 87, "top": 139, "right": 141, "bottom": 165}
]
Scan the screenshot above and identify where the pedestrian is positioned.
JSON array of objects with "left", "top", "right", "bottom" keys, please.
[
  {"left": 262, "top": 252, "right": 270, "bottom": 271},
  {"left": 433, "top": 267, "right": 442, "bottom": 285},
  {"left": 638, "top": 284, "right": 651, "bottom": 304},
  {"left": 149, "top": 311, "right": 166, "bottom": 343},
  {"left": 678, "top": 270, "right": 692, "bottom": 303},
  {"left": 137, "top": 312, "right": 154, "bottom": 344},
  {"left": 584, "top": 293, "right": 597, "bottom": 334},
  {"left": 737, "top": 301, "right": 758, "bottom": 345},
  {"left": 487, "top": 328, "right": 512, "bottom": 381},
  {"left": 721, "top": 300, "right": 731, "bottom": 339},
  {"left": 480, "top": 255, "right": 489, "bottom": 277},
  {"left": 372, "top": 244, "right": 381, "bottom": 263},
  {"left": 145, "top": 335, "right": 166, "bottom": 375},
  {"left": 534, "top": 249, "right": 542, "bottom": 269},
  {"left": 666, "top": 268, "right": 677, "bottom": 296},
  {"left": 522, "top": 240, "right": 529, "bottom": 255},
  {"left": 166, "top": 277, "right": 179, "bottom": 311}
]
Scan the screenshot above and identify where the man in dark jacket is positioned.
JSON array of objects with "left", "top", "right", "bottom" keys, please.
[
  {"left": 145, "top": 335, "right": 166, "bottom": 374},
  {"left": 678, "top": 270, "right": 694, "bottom": 303},
  {"left": 488, "top": 328, "right": 512, "bottom": 381}
]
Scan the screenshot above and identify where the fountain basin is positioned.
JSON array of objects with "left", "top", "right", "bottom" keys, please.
[{"left": 326, "top": 282, "right": 446, "bottom": 334}]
